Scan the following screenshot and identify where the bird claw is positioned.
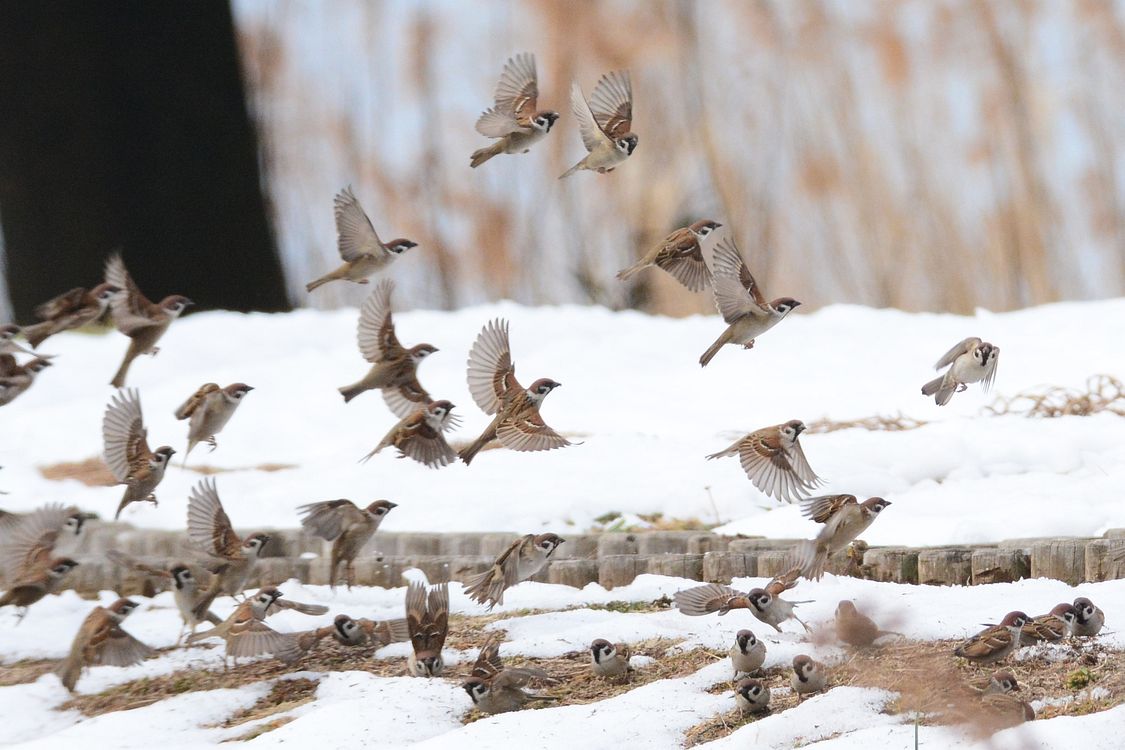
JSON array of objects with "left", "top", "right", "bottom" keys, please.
[
  {"left": 149, "top": 347, "right": 160, "bottom": 357},
  {"left": 956, "top": 383, "right": 968, "bottom": 392},
  {"left": 147, "top": 495, "right": 158, "bottom": 507},
  {"left": 206, "top": 437, "right": 218, "bottom": 452},
  {"left": 743, "top": 341, "right": 756, "bottom": 350}
]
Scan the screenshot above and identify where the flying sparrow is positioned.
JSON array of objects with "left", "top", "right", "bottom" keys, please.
[
  {"left": 459, "top": 318, "right": 573, "bottom": 465},
  {"left": 21, "top": 283, "right": 121, "bottom": 348},
  {"left": 790, "top": 655, "right": 828, "bottom": 701},
  {"left": 305, "top": 186, "right": 417, "bottom": 292},
  {"left": 953, "top": 612, "right": 1030, "bottom": 664},
  {"left": 55, "top": 598, "right": 155, "bottom": 692},
  {"left": 921, "top": 337, "right": 999, "bottom": 406},
  {"left": 360, "top": 399, "right": 459, "bottom": 468},
  {"left": 616, "top": 220, "right": 722, "bottom": 293},
  {"left": 1071, "top": 597, "right": 1104, "bottom": 637},
  {"left": 730, "top": 629, "right": 766, "bottom": 678},
  {"left": 834, "top": 600, "right": 900, "bottom": 647},
  {"left": 0, "top": 502, "right": 93, "bottom": 551},
  {"left": 102, "top": 388, "right": 175, "bottom": 519},
  {"left": 186, "top": 587, "right": 302, "bottom": 666},
  {"left": 407, "top": 581, "right": 449, "bottom": 677},
  {"left": 968, "top": 670, "right": 1021, "bottom": 696},
  {"left": 185, "top": 478, "right": 271, "bottom": 600},
  {"left": 0, "top": 324, "right": 36, "bottom": 356},
  {"left": 0, "top": 557, "right": 78, "bottom": 621},
  {"left": 464, "top": 533, "right": 565, "bottom": 609},
  {"left": 794, "top": 496, "right": 891, "bottom": 580},
  {"left": 470, "top": 52, "right": 559, "bottom": 168},
  {"left": 174, "top": 382, "right": 254, "bottom": 464},
  {"left": 298, "top": 498, "right": 397, "bottom": 589},
  {"left": 0, "top": 355, "right": 53, "bottom": 407},
  {"left": 590, "top": 638, "right": 633, "bottom": 679},
  {"left": 1019, "top": 603, "right": 1077, "bottom": 645},
  {"left": 462, "top": 634, "right": 557, "bottom": 714},
  {"left": 104, "top": 551, "right": 223, "bottom": 642},
  {"left": 706, "top": 420, "right": 822, "bottom": 504},
  {"left": 699, "top": 237, "right": 800, "bottom": 367},
  {"left": 104, "top": 253, "right": 192, "bottom": 387},
  {"left": 673, "top": 567, "right": 811, "bottom": 633},
  {"left": 329, "top": 613, "right": 411, "bottom": 649},
  {"left": 734, "top": 678, "right": 771, "bottom": 715},
  {"left": 560, "top": 70, "right": 637, "bottom": 178}
]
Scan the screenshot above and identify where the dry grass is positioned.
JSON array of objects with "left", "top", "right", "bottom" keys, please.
[
  {"left": 804, "top": 413, "right": 929, "bottom": 434},
  {"left": 0, "top": 658, "right": 57, "bottom": 687},
  {"left": 38, "top": 457, "right": 296, "bottom": 486},
  {"left": 221, "top": 676, "right": 319, "bottom": 727},
  {"left": 985, "top": 375, "right": 1125, "bottom": 418},
  {"left": 225, "top": 716, "right": 295, "bottom": 742},
  {"left": 590, "top": 512, "right": 715, "bottom": 532}
]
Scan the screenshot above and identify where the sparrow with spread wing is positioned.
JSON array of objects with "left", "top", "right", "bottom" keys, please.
[
  {"left": 360, "top": 400, "right": 459, "bottom": 469},
  {"left": 104, "top": 551, "right": 223, "bottom": 642},
  {"left": 793, "top": 495, "right": 891, "bottom": 580},
  {"left": 674, "top": 567, "right": 811, "bottom": 633},
  {"left": 298, "top": 498, "right": 396, "bottom": 589},
  {"left": 406, "top": 581, "right": 449, "bottom": 677},
  {"left": 55, "top": 598, "right": 155, "bottom": 691},
  {"left": 174, "top": 382, "right": 254, "bottom": 464},
  {"left": 560, "top": 70, "right": 637, "bottom": 177},
  {"left": 102, "top": 389, "right": 175, "bottom": 519},
  {"left": 306, "top": 187, "right": 416, "bottom": 292},
  {"left": 462, "top": 634, "right": 558, "bottom": 714},
  {"left": 470, "top": 52, "right": 559, "bottom": 168},
  {"left": 616, "top": 220, "right": 722, "bottom": 292},
  {"left": 463, "top": 533, "right": 565, "bottom": 609},
  {"left": 707, "top": 420, "right": 822, "bottom": 504},
  {"left": 186, "top": 587, "right": 303, "bottom": 666},
  {"left": 185, "top": 478, "right": 271, "bottom": 602},
  {"left": 921, "top": 337, "right": 999, "bottom": 406},
  {"left": 21, "top": 283, "right": 121, "bottom": 348}
]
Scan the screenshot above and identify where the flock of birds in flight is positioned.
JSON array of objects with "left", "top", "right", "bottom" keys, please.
[{"left": 0, "top": 53, "right": 1099, "bottom": 730}]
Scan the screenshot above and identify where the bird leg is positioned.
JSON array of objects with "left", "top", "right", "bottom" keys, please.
[
  {"left": 15, "top": 607, "right": 28, "bottom": 625},
  {"left": 149, "top": 347, "right": 160, "bottom": 356},
  {"left": 956, "top": 383, "right": 968, "bottom": 393},
  {"left": 146, "top": 494, "right": 159, "bottom": 508},
  {"left": 742, "top": 340, "right": 756, "bottom": 350},
  {"left": 346, "top": 563, "right": 356, "bottom": 590},
  {"left": 206, "top": 436, "right": 218, "bottom": 452}
]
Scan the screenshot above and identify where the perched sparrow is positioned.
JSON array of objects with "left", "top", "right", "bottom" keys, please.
[
  {"left": 464, "top": 533, "right": 565, "bottom": 609},
  {"left": 734, "top": 678, "right": 771, "bottom": 715},
  {"left": 794, "top": 496, "right": 891, "bottom": 580},
  {"left": 104, "top": 253, "right": 192, "bottom": 387},
  {"left": 590, "top": 638, "right": 632, "bottom": 679},
  {"left": 790, "top": 655, "right": 828, "bottom": 701},
  {"left": 186, "top": 587, "right": 302, "bottom": 666},
  {"left": 706, "top": 420, "right": 822, "bottom": 504},
  {"left": 470, "top": 52, "right": 559, "bottom": 168},
  {"left": 104, "top": 551, "right": 222, "bottom": 642},
  {"left": 730, "top": 629, "right": 766, "bottom": 678},
  {"left": 968, "top": 670, "right": 1021, "bottom": 696},
  {"left": 102, "top": 388, "right": 175, "bottom": 519},
  {"left": 459, "top": 319, "right": 573, "bottom": 465},
  {"left": 921, "top": 337, "right": 999, "bottom": 406},
  {"left": 699, "top": 237, "right": 800, "bottom": 367},
  {"left": 21, "top": 283, "right": 121, "bottom": 348},
  {"left": 185, "top": 478, "right": 271, "bottom": 601},
  {"left": 953, "top": 612, "right": 1030, "bottom": 664},
  {"left": 560, "top": 70, "right": 637, "bottom": 178},
  {"left": 55, "top": 598, "right": 155, "bottom": 692},
  {"left": 0, "top": 324, "right": 36, "bottom": 355},
  {"left": 330, "top": 613, "right": 411, "bottom": 649},
  {"left": 298, "top": 498, "right": 396, "bottom": 589},
  {"left": 0, "top": 355, "right": 53, "bottom": 407},
  {"left": 407, "top": 581, "right": 449, "bottom": 677},
  {"left": 0, "top": 557, "right": 78, "bottom": 620},
  {"left": 462, "top": 634, "right": 557, "bottom": 714},
  {"left": 673, "top": 567, "right": 811, "bottom": 633},
  {"left": 305, "top": 186, "right": 417, "bottom": 292},
  {"left": 834, "top": 600, "right": 899, "bottom": 647},
  {"left": 174, "top": 382, "right": 254, "bottom": 463},
  {"left": 1072, "top": 597, "right": 1105, "bottom": 637},
  {"left": 616, "top": 220, "right": 721, "bottom": 292},
  {"left": 337, "top": 280, "right": 448, "bottom": 421},
  {"left": 360, "top": 400, "right": 458, "bottom": 468},
  {"left": 1020, "top": 603, "right": 1077, "bottom": 645},
  {"left": 975, "top": 692, "right": 1035, "bottom": 731}
]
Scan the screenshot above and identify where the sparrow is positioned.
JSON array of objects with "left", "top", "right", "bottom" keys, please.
[
  {"left": 673, "top": 567, "right": 811, "bottom": 633},
  {"left": 790, "top": 655, "right": 828, "bottom": 701},
  {"left": 921, "top": 337, "right": 999, "bottom": 406},
  {"left": 462, "top": 634, "right": 557, "bottom": 714},
  {"left": 706, "top": 420, "right": 822, "bottom": 504},
  {"left": 102, "top": 388, "right": 175, "bottom": 519},
  {"left": 794, "top": 496, "right": 891, "bottom": 580},
  {"left": 470, "top": 52, "right": 559, "bottom": 168},
  {"left": 953, "top": 612, "right": 1030, "bottom": 664},
  {"left": 590, "top": 638, "right": 632, "bottom": 679},
  {"left": 185, "top": 478, "right": 271, "bottom": 601},
  {"left": 104, "top": 551, "right": 223, "bottom": 642},
  {"left": 616, "top": 220, "right": 722, "bottom": 293},
  {"left": 0, "top": 355, "right": 53, "bottom": 407},
  {"left": 464, "top": 533, "right": 565, "bottom": 609},
  {"left": 305, "top": 186, "right": 417, "bottom": 292},
  {"left": 407, "top": 581, "right": 449, "bottom": 677},
  {"left": 298, "top": 498, "right": 397, "bottom": 589},
  {"left": 1, "top": 505, "right": 86, "bottom": 615},
  {"left": 734, "top": 678, "right": 771, "bottom": 715},
  {"left": 0, "top": 557, "right": 79, "bottom": 621},
  {"left": 698, "top": 237, "right": 800, "bottom": 366},
  {"left": 330, "top": 613, "right": 411, "bottom": 649},
  {"left": 976, "top": 692, "right": 1035, "bottom": 730},
  {"left": 834, "top": 600, "right": 900, "bottom": 647},
  {"left": 730, "top": 629, "right": 766, "bottom": 678},
  {"left": 968, "top": 670, "right": 1021, "bottom": 696},
  {"left": 560, "top": 70, "right": 637, "bottom": 178},
  {"left": 1, "top": 324, "right": 36, "bottom": 355},
  {"left": 186, "top": 587, "right": 302, "bottom": 666},
  {"left": 360, "top": 400, "right": 459, "bottom": 468},
  {"left": 174, "top": 382, "right": 254, "bottom": 463},
  {"left": 459, "top": 318, "right": 573, "bottom": 465},
  {"left": 104, "top": 253, "right": 192, "bottom": 387},
  {"left": 0, "top": 502, "right": 93, "bottom": 550},
  {"left": 1019, "top": 603, "right": 1077, "bottom": 645},
  {"left": 1072, "top": 597, "right": 1105, "bottom": 637},
  {"left": 337, "top": 280, "right": 449, "bottom": 421},
  {"left": 21, "top": 283, "right": 121, "bottom": 348},
  {"left": 55, "top": 598, "right": 155, "bottom": 692}
]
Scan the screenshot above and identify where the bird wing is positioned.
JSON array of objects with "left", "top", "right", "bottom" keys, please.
[
  {"left": 333, "top": 186, "right": 383, "bottom": 262},
  {"left": 34, "top": 287, "right": 87, "bottom": 321},
  {"left": 270, "top": 598, "right": 330, "bottom": 616},
  {"left": 186, "top": 477, "right": 241, "bottom": 558},
  {"left": 474, "top": 108, "right": 527, "bottom": 138},
  {"left": 96, "top": 626, "right": 157, "bottom": 667},
  {"left": 787, "top": 438, "right": 823, "bottom": 487},
  {"left": 470, "top": 633, "right": 506, "bottom": 679},
  {"left": 426, "top": 582, "right": 450, "bottom": 652},
  {"left": 955, "top": 625, "right": 1014, "bottom": 660},
  {"left": 934, "top": 337, "right": 981, "bottom": 370},
  {"left": 799, "top": 495, "right": 856, "bottom": 525},
  {"left": 673, "top": 583, "right": 751, "bottom": 616},
  {"left": 466, "top": 318, "right": 521, "bottom": 415},
  {"left": 495, "top": 407, "right": 572, "bottom": 452},
  {"left": 228, "top": 620, "right": 299, "bottom": 661},
  {"left": 0, "top": 503, "right": 72, "bottom": 578},
  {"left": 588, "top": 70, "right": 633, "bottom": 139},
  {"left": 494, "top": 52, "right": 539, "bottom": 124},
  {"left": 104, "top": 549, "right": 174, "bottom": 580},
  {"left": 764, "top": 566, "right": 801, "bottom": 597},
  {"left": 399, "top": 419, "right": 457, "bottom": 469},
  {"left": 982, "top": 351, "right": 999, "bottom": 392},
  {"left": 297, "top": 499, "right": 363, "bottom": 541},
  {"left": 103, "top": 389, "right": 151, "bottom": 483},
  {"left": 174, "top": 383, "right": 220, "bottom": 421},
  {"left": 655, "top": 228, "right": 710, "bottom": 292},
  {"left": 105, "top": 254, "right": 161, "bottom": 333},
  {"left": 711, "top": 237, "right": 768, "bottom": 322},
  {"left": 0, "top": 355, "right": 19, "bottom": 377},
  {"left": 570, "top": 81, "right": 612, "bottom": 153},
  {"left": 381, "top": 386, "right": 461, "bottom": 434},
  {"left": 356, "top": 280, "right": 405, "bottom": 362},
  {"left": 736, "top": 430, "right": 806, "bottom": 503}
]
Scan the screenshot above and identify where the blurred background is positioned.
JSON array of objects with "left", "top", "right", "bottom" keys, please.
[{"left": 2, "top": 0, "right": 1124, "bottom": 322}]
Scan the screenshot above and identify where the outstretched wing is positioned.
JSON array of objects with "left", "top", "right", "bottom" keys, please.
[
  {"left": 466, "top": 318, "right": 521, "bottom": 415},
  {"left": 494, "top": 52, "right": 539, "bottom": 124},
  {"left": 711, "top": 237, "right": 768, "bottom": 322},
  {"left": 186, "top": 477, "right": 240, "bottom": 558},
  {"left": 174, "top": 383, "right": 220, "bottom": 420},
  {"left": 103, "top": 389, "right": 151, "bottom": 482},
  {"left": 334, "top": 186, "right": 383, "bottom": 262},
  {"left": 588, "top": 70, "right": 633, "bottom": 139},
  {"left": 799, "top": 495, "right": 856, "bottom": 525},
  {"left": 34, "top": 287, "right": 87, "bottom": 321},
  {"left": 105, "top": 254, "right": 160, "bottom": 334},
  {"left": 570, "top": 81, "right": 611, "bottom": 154},
  {"left": 496, "top": 409, "right": 572, "bottom": 453},
  {"left": 297, "top": 499, "right": 363, "bottom": 542},
  {"left": 934, "top": 337, "right": 981, "bottom": 371},
  {"left": 0, "top": 503, "right": 74, "bottom": 578},
  {"left": 356, "top": 280, "right": 404, "bottom": 362}
]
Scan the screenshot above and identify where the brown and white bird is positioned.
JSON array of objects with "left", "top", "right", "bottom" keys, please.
[
  {"left": 361, "top": 400, "right": 459, "bottom": 469},
  {"left": 674, "top": 568, "right": 811, "bottom": 633},
  {"left": 0, "top": 355, "right": 53, "bottom": 407},
  {"left": 185, "top": 478, "right": 271, "bottom": 600},
  {"left": 1072, "top": 597, "right": 1105, "bottom": 637},
  {"left": 305, "top": 186, "right": 417, "bottom": 292},
  {"left": 953, "top": 612, "right": 1030, "bottom": 664},
  {"left": 0, "top": 502, "right": 93, "bottom": 547},
  {"left": 921, "top": 337, "right": 999, "bottom": 406},
  {"left": 706, "top": 420, "right": 822, "bottom": 504},
  {"left": 406, "top": 581, "right": 449, "bottom": 677},
  {"left": 298, "top": 499, "right": 397, "bottom": 589},
  {"left": 616, "top": 220, "right": 722, "bottom": 293},
  {"left": 975, "top": 693, "right": 1035, "bottom": 731},
  {"left": 730, "top": 629, "right": 766, "bottom": 678},
  {"left": 459, "top": 319, "right": 573, "bottom": 465},
  {"left": 1, "top": 504, "right": 86, "bottom": 620},
  {"left": 699, "top": 237, "right": 800, "bottom": 367},
  {"left": 186, "top": 587, "right": 302, "bottom": 666},
  {"left": 834, "top": 600, "right": 899, "bottom": 647},
  {"left": 1, "top": 324, "right": 36, "bottom": 355},
  {"left": 337, "top": 280, "right": 446, "bottom": 418},
  {"left": 55, "top": 598, "right": 155, "bottom": 692},
  {"left": 790, "top": 655, "right": 828, "bottom": 701},
  {"left": 735, "top": 678, "right": 771, "bottom": 715},
  {"left": 104, "top": 551, "right": 223, "bottom": 642},
  {"left": 794, "top": 496, "right": 891, "bottom": 580},
  {"left": 330, "top": 613, "right": 411, "bottom": 650},
  {"left": 470, "top": 52, "right": 559, "bottom": 168},
  {"left": 560, "top": 70, "right": 637, "bottom": 178},
  {"left": 969, "top": 670, "right": 1021, "bottom": 696},
  {"left": 174, "top": 382, "right": 254, "bottom": 463},
  {"left": 21, "top": 283, "right": 121, "bottom": 348},
  {"left": 102, "top": 389, "right": 175, "bottom": 519},
  {"left": 1020, "top": 603, "right": 1077, "bottom": 645},
  {"left": 464, "top": 533, "right": 565, "bottom": 609},
  {"left": 0, "top": 558, "right": 78, "bottom": 621},
  {"left": 462, "top": 634, "right": 557, "bottom": 714},
  {"left": 590, "top": 638, "right": 633, "bottom": 679},
  {"left": 104, "top": 253, "right": 192, "bottom": 387}
]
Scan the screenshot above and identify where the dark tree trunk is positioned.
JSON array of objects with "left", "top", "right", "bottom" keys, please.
[{"left": 0, "top": 0, "right": 287, "bottom": 322}]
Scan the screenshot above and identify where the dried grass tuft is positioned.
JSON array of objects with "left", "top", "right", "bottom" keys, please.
[
  {"left": 984, "top": 375, "right": 1125, "bottom": 418},
  {"left": 804, "top": 413, "right": 929, "bottom": 434}
]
